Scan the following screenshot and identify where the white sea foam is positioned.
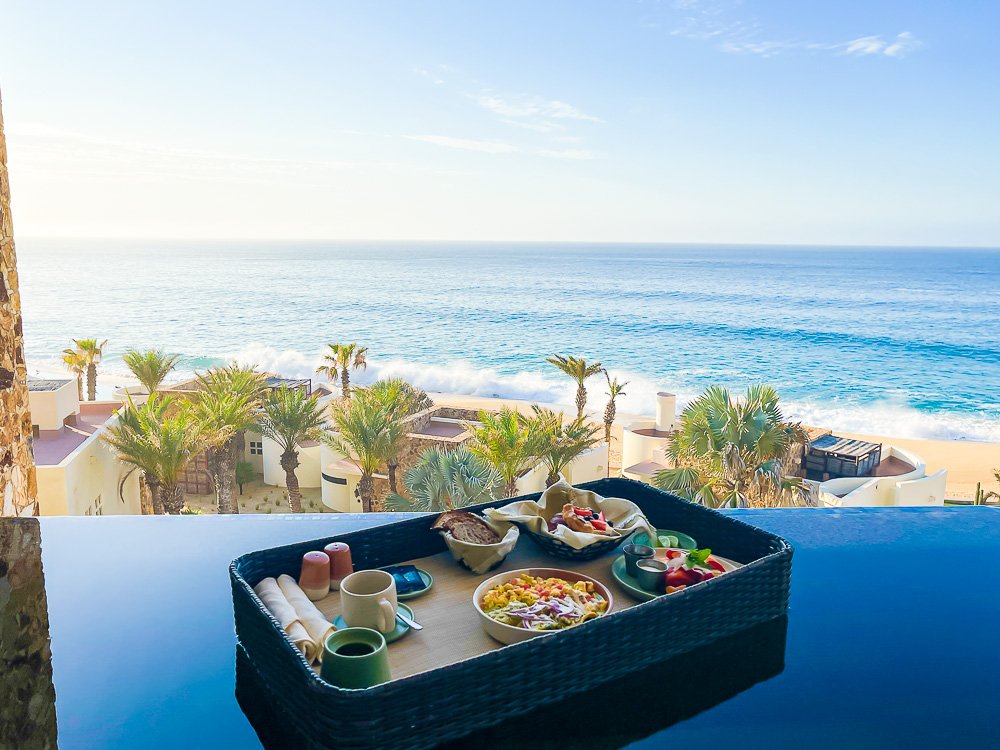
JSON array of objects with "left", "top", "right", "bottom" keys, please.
[
  {"left": 26, "top": 345, "right": 1000, "bottom": 443},
  {"left": 216, "top": 347, "right": 1000, "bottom": 443}
]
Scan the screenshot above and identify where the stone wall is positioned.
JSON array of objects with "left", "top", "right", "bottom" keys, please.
[
  {"left": 0, "top": 92, "right": 39, "bottom": 517},
  {"left": 432, "top": 406, "right": 482, "bottom": 422},
  {"left": 0, "top": 518, "right": 58, "bottom": 748}
]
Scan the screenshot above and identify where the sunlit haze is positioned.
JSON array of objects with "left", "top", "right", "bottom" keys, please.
[{"left": 2, "top": 0, "right": 999, "bottom": 245}]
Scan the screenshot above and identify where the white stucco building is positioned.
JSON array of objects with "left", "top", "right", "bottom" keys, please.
[
  {"left": 621, "top": 392, "right": 676, "bottom": 482},
  {"left": 815, "top": 443, "right": 947, "bottom": 507},
  {"left": 29, "top": 379, "right": 142, "bottom": 516}
]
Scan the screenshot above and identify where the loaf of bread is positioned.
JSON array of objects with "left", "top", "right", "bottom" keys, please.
[{"left": 431, "top": 510, "right": 501, "bottom": 545}]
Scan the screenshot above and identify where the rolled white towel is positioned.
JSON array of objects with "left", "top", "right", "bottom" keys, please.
[
  {"left": 253, "top": 577, "right": 319, "bottom": 663},
  {"left": 278, "top": 574, "right": 336, "bottom": 662}
]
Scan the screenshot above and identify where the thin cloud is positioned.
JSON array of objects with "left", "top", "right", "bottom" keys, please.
[
  {"left": 413, "top": 66, "right": 446, "bottom": 85},
  {"left": 500, "top": 118, "right": 566, "bottom": 134},
  {"left": 850, "top": 31, "right": 922, "bottom": 58},
  {"left": 721, "top": 31, "right": 923, "bottom": 59},
  {"left": 536, "top": 148, "right": 599, "bottom": 161},
  {"left": 6, "top": 122, "right": 459, "bottom": 185},
  {"left": 665, "top": 1, "right": 923, "bottom": 59},
  {"left": 477, "top": 94, "right": 602, "bottom": 123},
  {"left": 404, "top": 134, "right": 519, "bottom": 153}
]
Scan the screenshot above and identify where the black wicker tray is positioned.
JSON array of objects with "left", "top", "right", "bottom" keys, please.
[{"left": 230, "top": 478, "right": 793, "bottom": 750}]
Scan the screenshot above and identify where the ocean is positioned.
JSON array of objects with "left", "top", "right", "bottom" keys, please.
[{"left": 15, "top": 240, "right": 1000, "bottom": 442}]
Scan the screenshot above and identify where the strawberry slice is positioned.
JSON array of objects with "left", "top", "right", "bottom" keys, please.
[{"left": 666, "top": 566, "right": 700, "bottom": 587}]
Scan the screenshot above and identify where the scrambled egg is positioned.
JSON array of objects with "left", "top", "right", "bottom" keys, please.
[{"left": 481, "top": 575, "right": 595, "bottom": 611}]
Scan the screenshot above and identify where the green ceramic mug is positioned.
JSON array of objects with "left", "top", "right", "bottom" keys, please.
[{"left": 320, "top": 628, "right": 391, "bottom": 689}]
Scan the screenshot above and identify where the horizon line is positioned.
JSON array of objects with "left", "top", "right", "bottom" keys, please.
[{"left": 15, "top": 236, "right": 1000, "bottom": 251}]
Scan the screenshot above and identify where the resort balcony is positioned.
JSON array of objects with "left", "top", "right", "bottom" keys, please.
[
  {"left": 807, "top": 435, "right": 948, "bottom": 507},
  {"left": 5, "top": 500, "right": 997, "bottom": 748}
]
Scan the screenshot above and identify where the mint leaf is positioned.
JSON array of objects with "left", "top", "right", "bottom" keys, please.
[{"left": 684, "top": 548, "right": 713, "bottom": 569}]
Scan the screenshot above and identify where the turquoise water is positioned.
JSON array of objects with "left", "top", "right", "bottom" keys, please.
[{"left": 16, "top": 240, "right": 1000, "bottom": 441}]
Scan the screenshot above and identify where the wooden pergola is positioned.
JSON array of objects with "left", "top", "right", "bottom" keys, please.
[{"left": 803, "top": 434, "right": 882, "bottom": 481}]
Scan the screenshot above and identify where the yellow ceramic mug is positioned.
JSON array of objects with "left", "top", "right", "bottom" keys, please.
[{"left": 339, "top": 569, "right": 397, "bottom": 634}]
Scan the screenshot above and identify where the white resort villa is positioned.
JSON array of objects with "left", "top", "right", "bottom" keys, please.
[{"left": 28, "top": 374, "right": 948, "bottom": 517}]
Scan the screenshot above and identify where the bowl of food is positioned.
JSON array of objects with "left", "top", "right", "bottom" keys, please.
[
  {"left": 485, "top": 481, "right": 650, "bottom": 562},
  {"left": 473, "top": 568, "right": 613, "bottom": 644},
  {"left": 432, "top": 510, "right": 519, "bottom": 574}
]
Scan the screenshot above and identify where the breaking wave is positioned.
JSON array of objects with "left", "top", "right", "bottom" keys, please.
[{"left": 28, "top": 343, "right": 1000, "bottom": 443}]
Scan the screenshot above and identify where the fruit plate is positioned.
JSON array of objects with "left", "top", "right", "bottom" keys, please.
[
  {"left": 473, "top": 567, "right": 614, "bottom": 645},
  {"left": 611, "top": 551, "right": 741, "bottom": 602}
]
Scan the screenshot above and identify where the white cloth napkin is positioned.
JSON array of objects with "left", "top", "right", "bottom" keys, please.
[
  {"left": 278, "top": 574, "right": 336, "bottom": 662},
  {"left": 439, "top": 517, "right": 520, "bottom": 575},
  {"left": 253, "top": 577, "right": 320, "bottom": 663},
  {"left": 484, "top": 480, "right": 653, "bottom": 550}
]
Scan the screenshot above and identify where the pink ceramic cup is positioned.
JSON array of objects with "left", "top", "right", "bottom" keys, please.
[
  {"left": 299, "top": 551, "right": 331, "bottom": 601},
  {"left": 323, "top": 542, "right": 354, "bottom": 591}
]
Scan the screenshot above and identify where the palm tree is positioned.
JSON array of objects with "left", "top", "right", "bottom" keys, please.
[
  {"left": 465, "top": 407, "right": 547, "bottom": 498},
  {"left": 527, "top": 406, "right": 602, "bottom": 487},
  {"left": 385, "top": 446, "right": 503, "bottom": 512},
  {"left": 602, "top": 371, "right": 628, "bottom": 450},
  {"left": 71, "top": 338, "right": 108, "bottom": 401},
  {"left": 103, "top": 396, "right": 164, "bottom": 514},
  {"left": 360, "top": 377, "right": 432, "bottom": 492},
  {"left": 324, "top": 393, "right": 404, "bottom": 512},
  {"left": 102, "top": 395, "right": 206, "bottom": 514},
  {"left": 191, "top": 365, "right": 267, "bottom": 514},
  {"left": 363, "top": 377, "right": 433, "bottom": 416},
  {"left": 317, "top": 342, "right": 368, "bottom": 399},
  {"left": 653, "top": 384, "right": 809, "bottom": 509},
  {"left": 258, "top": 386, "right": 326, "bottom": 513},
  {"left": 61, "top": 348, "right": 87, "bottom": 401},
  {"left": 122, "top": 349, "right": 179, "bottom": 395},
  {"left": 546, "top": 354, "right": 603, "bottom": 418}
]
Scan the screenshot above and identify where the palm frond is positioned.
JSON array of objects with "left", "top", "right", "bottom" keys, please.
[
  {"left": 258, "top": 386, "right": 326, "bottom": 453},
  {"left": 122, "top": 349, "right": 179, "bottom": 394},
  {"left": 465, "top": 407, "right": 546, "bottom": 487}
]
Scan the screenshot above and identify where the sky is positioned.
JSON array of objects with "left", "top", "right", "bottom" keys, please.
[{"left": 1, "top": 0, "right": 999, "bottom": 245}]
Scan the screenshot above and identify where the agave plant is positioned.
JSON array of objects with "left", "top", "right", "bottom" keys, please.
[
  {"left": 465, "top": 407, "right": 547, "bottom": 498},
  {"left": 191, "top": 365, "right": 267, "bottom": 514},
  {"left": 526, "top": 406, "right": 602, "bottom": 487},
  {"left": 258, "top": 386, "right": 326, "bottom": 513},
  {"left": 316, "top": 342, "right": 368, "bottom": 399},
  {"left": 602, "top": 371, "right": 628, "bottom": 451},
  {"left": 61, "top": 348, "right": 87, "bottom": 401},
  {"left": 71, "top": 338, "right": 108, "bottom": 401},
  {"left": 384, "top": 446, "right": 503, "bottom": 512},
  {"left": 974, "top": 470, "right": 1000, "bottom": 505},
  {"left": 324, "top": 393, "right": 404, "bottom": 512},
  {"left": 653, "top": 384, "right": 809, "bottom": 509},
  {"left": 546, "top": 354, "right": 603, "bottom": 418},
  {"left": 122, "top": 349, "right": 179, "bottom": 395},
  {"left": 102, "top": 395, "right": 207, "bottom": 514}
]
